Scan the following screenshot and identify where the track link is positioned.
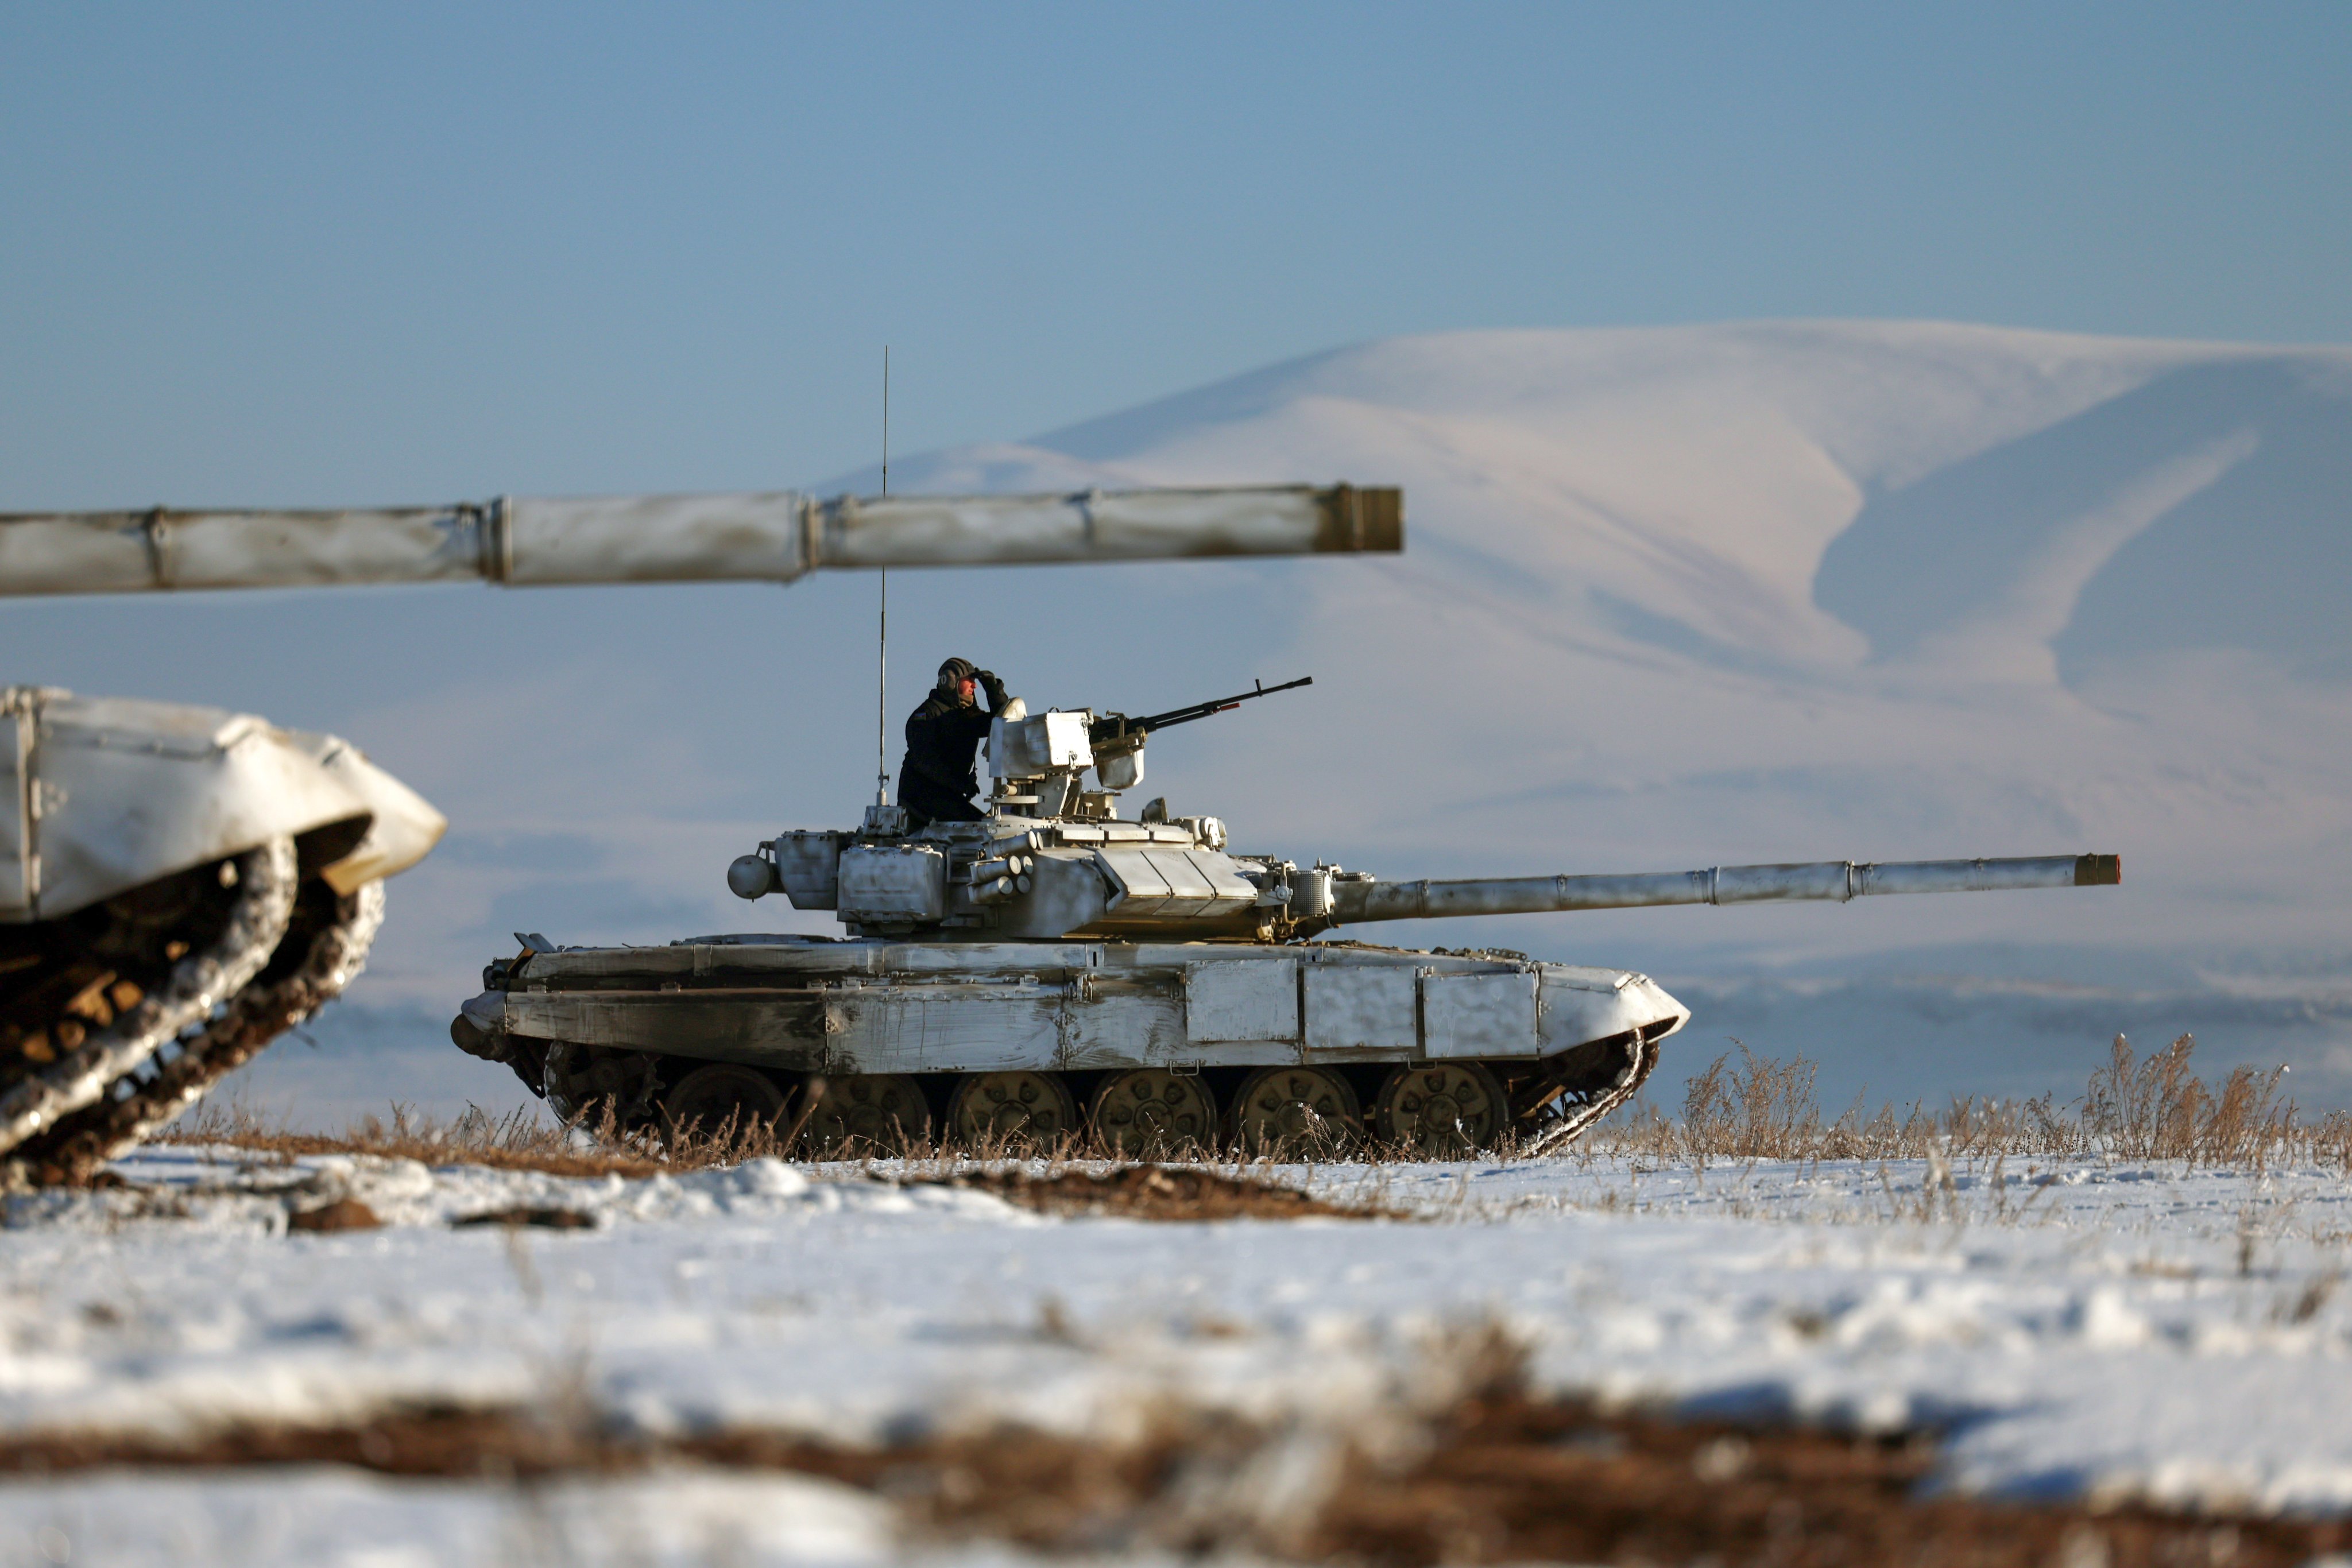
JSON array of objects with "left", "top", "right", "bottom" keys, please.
[
  {"left": 0, "top": 839, "right": 300, "bottom": 1183},
  {"left": 1521, "top": 1029, "right": 1661, "bottom": 1156},
  {"left": 10, "top": 879, "right": 386, "bottom": 1184}
]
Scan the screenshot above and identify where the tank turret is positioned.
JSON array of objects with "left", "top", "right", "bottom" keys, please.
[
  {"left": 728, "top": 684, "right": 2118, "bottom": 946},
  {"left": 452, "top": 676, "right": 2121, "bottom": 1159},
  {"left": 1, "top": 483, "right": 1402, "bottom": 1181}
]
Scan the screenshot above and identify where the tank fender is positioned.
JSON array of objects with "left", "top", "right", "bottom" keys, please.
[
  {"left": 3, "top": 689, "right": 427, "bottom": 922},
  {"left": 281, "top": 729, "right": 447, "bottom": 893},
  {"left": 1536, "top": 966, "right": 1689, "bottom": 1057},
  {"left": 457, "top": 990, "right": 509, "bottom": 1038},
  {"left": 451, "top": 994, "right": 511, "bottom": 1060}
]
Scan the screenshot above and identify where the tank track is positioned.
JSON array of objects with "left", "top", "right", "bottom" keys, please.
[
  {"left": 1521, "top": 1029, "right": 1662, "bottom": 1156},
  {"left": 7, "top": 878, "right": 385, "bottom": 1185},
  {"left": 0, "top": 839, "right": 300, "bottom": 1184},
  {"left": 478, "top": 1021, "right": 1666, "bottom": 1160}
]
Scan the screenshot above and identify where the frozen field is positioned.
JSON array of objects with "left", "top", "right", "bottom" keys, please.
[{"left": 0, "top": 1145, "right": 2347, "bottom": 1566}]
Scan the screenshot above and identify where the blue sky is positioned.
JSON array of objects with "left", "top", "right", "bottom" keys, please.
[{"left": 5, "top": 3, "right": 2347, "bottom": 509}]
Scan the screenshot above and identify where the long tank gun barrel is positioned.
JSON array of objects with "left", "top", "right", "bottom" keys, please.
[
  {"left": 0, "top": 485, "right": 1401, "bottom": 597},
  {"left": 1330, "top": 853, "right": 2121, "bottom": 924}
]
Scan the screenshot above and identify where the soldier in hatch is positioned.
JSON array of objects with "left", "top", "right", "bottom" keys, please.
[{"left": 898, "top": 657, "right": 1011, "bottom": 827}]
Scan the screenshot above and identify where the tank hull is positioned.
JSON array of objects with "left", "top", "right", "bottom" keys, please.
[{"left": 454, "top": 935, "right": 1688, "bottom": 1153}]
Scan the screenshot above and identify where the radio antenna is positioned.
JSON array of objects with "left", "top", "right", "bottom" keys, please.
[{"left": 875, "top": 346, "right": 890, "bottom": 808}]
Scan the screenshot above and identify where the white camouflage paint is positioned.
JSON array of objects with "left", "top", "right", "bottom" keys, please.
[{"left": 0, "top": 687, "right": 443, "bottom": 923}]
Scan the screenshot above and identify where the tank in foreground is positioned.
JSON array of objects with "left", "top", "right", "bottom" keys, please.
[
  {"left": 450, "top": 684, "right": 2122, "bottom": 1157},
  {"left": 0, "top": 483, "right": 1400, "bottom": 1182},
  {"left": 0, "top": 686, "right": 441, "bottom": 1184}
]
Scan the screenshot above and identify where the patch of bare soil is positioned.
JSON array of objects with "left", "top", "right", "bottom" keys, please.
[
  {"left": 0, "top": 1407, "right": 625, "bottom": 1482},
  {"left": 1302, "top": 1392, "right": 2341, "bottom": 1568},
  {"left": 939, "top": 1163, "right": 1398, "bottom": 1221},
  {"left": 1, "top": 1391, "right": 2339, "bottom": 1565},
  {"left": 139, "top": 1107, "right": 1391, "bottom": 1221},
  {"left": 285, "top": 1198, "right": 381, "bottom": 1233}
]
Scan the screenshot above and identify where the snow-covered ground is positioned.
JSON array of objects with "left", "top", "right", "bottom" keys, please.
[{"left": 1, "top": 1146, "right": 2346, "bottom": 1565}]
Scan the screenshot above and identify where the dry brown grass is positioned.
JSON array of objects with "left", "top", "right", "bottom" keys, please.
[
  {"left": 2083, "top": 1033, "right": 2299, "bottom": 1165},
  {"left": 161, "top": 1095, "right": 1410, "bottom": 1176},
  {"left": 1588, "top": 1033, "right": 2346, "bottom": 1172},
  {"left": 158, "top": 1098, "right": 798, "bottom": 1180},
  {"left": 159, "top": 1032, "right": 2345, "bottom": 1183}
]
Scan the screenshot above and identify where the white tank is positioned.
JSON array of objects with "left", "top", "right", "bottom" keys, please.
[{"left": 449, "top": 676, "right": 2120, "bottom": 1160}]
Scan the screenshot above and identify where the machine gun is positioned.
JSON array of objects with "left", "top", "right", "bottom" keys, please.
[{"left": 1088, "top": 675, "right": 1313, "bottom": 750}]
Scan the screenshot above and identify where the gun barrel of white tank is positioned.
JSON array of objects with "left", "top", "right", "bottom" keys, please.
[
  {"left": 1330, "top": 853, "right": 2121, "bottom": 923},
  {"left": 0, "top": 484, "right": 1402, "bottom": 596}
]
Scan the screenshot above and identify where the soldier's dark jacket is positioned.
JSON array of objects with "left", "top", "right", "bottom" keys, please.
[{"left": 896, "top": 675, "right": 1007, "bottom": 822}]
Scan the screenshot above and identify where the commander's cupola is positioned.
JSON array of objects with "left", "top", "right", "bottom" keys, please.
[{"left": 984, "top": 703, "right": 1144, "bottom": 823}]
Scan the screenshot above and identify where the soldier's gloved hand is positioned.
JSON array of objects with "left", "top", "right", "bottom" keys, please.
[{"left": 978, "top": 669, "right": 1008, "bottom": 706}]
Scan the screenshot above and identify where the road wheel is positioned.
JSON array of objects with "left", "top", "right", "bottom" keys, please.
[
  {"left": 1090, "top": 1069, "right": 1218, "bottom": 1157},
  {"left": 797, "top": 1072, "right": 932, "bottom": 1157},
  {"left": 660, "top": 1063, "right": 787, "bottom": 1147},
  {"left": 948, "top": 1071, "right": 1079, "bottom": 1153},
  {"left": 1227, "top": 1066, "right": 1363, "bottom": 1159},
  {"left": 542, "top": 1041, "right": 661, "bottom": 1133},
  {"left": 1374, "top": 1061, "right": 1508, "bottom": 1155}
]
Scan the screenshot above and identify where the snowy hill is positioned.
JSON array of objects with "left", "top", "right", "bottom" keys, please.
[
  {"left": 880, "top": 322, "right": 2351, "bottom": 684},
  {"left": 840, "top": 323, "right": 2350, "bottom": 923}
]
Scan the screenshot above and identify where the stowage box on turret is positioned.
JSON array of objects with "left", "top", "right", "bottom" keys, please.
[{"left": 451, "top": 679, "right": 2122, "bottom": 1157}]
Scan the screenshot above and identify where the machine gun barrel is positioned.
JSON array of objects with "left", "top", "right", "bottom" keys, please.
[
  {"left": 1329, "top": 853, "right": 2121, "bottom": 924},
  {"left": 0, "top": 485, "right": 1401, "bottom": 597},
  {"left": 1090, "top": 675, "right": 1313, "bottom": 744}
]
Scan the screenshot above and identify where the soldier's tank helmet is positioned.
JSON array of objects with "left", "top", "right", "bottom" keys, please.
[{"left": 935, "top": 657, "right": 977, "bottom": 690}]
